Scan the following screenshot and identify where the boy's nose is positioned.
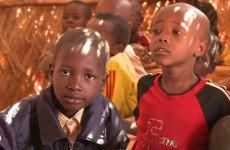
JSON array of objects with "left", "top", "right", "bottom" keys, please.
[
  {"left": 67, "top": 78, "right": 82, "bottom": 91},
  {"left": 158, "top": 36, "right": 168, "bottom": 43}
]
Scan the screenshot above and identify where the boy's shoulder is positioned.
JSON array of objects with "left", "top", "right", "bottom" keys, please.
[
  {"left": 137, "top": 73, "right": 161, "bottom": 101},
  {"left": 89, "top": 93, "right": 116, "bottom": 111},
  {"left": 0, "top": 95, "right": 38, "bottom": 126},
  {"left": 108, "top": 53, "right": 125, "bottom": 63},
  {"left": 107, "top": 53, "right": 140, "bottom": 81},
  {"left": 196, "top": 79, "right": 230, "bottom": 124},
  {"left": 198, "top": 79, "right": 230, "bottom": 100},
  {"left": 138, "top": 72, "right": 161, "bottom": 87},
  {"left": 81, "top": 93, "right": 129, "bottom": 147},
  {"left": 108, "top": 53, "right": 134, "bottom": 71},
  {"left": 0, "top": 95, "right": 39, "bottom": 117}
]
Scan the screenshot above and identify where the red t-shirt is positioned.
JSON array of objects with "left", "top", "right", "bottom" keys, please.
[{"left": 133, "top": 73, "right": 230, "bottom": 150}]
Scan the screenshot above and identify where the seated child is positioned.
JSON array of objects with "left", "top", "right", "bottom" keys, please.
[
  {"left": 39, "top": 0, "right": 92, "bottom": 80},
  {"left": 86, "top": 13, "right": 139, "bottom": 119},
  {"left": 62, "top": 0, "right": 92, "bottom": 32},
  {"left": 0, "top": 28, "right": 129, "bottom": 149},
  {"left": 133, "top": 3, "right": 230, "bottom": 149},
  {"left": 209, "top": 115, "right": 230, "bottom": 150},
  {"left": 95, "top": 0, "right": 149, "bottom": 76}
]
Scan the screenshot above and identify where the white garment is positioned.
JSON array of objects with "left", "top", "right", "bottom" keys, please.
[{"left": 124, "top": 45, "right": 147, "bottom": 79}]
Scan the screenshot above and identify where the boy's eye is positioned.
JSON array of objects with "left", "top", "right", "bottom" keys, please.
[
  {"left": 172, "top": 29, "right": 182, "bottom": 35},
  {"left": 152, "top": 29, "right": 161, "bottom": 35},
  {"left": 61, "top": 69, "right": 71, "bottom": 76},
  {"left": 85, "top": 73, "right": 96, "bottom": 80}
]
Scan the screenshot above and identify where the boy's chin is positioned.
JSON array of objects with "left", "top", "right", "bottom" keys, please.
[
  {"left": 61, "top": 102, "right": 86, "bottom": 114},
  {"left": 154, "top": 60, "right": 171, "bottom": 67},
  {"left": 62, "top": 105, "right": 85, "bottom": 117},
  {"left": 66, "top": 104, "right": 85, "bottom": 112}
]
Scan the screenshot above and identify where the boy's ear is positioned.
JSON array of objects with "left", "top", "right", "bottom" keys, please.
[
  {"left": 48, "top": 63, "right": 54, "bottom": 81},
  {"left": 194, "top": 40, "right": 209, "bottom": 57}
]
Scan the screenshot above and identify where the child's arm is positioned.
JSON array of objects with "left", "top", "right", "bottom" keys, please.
[{"left": 123, "top": 116, "right": 137, "bottom": 135}]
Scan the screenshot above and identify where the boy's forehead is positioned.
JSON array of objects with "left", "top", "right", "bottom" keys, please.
[
  {"left": 153, "top": 4, "right": 200, "bottom": 31},
  {"left": 56, "top": 38, "right": 108, "bottom": 61},
  {"left": 155, "top": 5, "right": 197, "bottom": 21},
  {"left": 56, "top": 42, "right": 106, "bottom": 62}
]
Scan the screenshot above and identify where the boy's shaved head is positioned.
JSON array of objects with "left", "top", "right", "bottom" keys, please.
[
  {"left": 94, "top": 13, "right": 131, "bottom": 47},
  {"left": 95, "top": 0, "right": 133, "bottom": 24},
  {"left": 54, "top": 27, "right": 110, "bottom": 67},
  {"left": 154, "top": 3, "right": 210, "bottom": 41},
  {"left": 95, "top": 0, "right": 141, "bottom": 43},
  {"left": 150, "top": 3, "right": 211, "bottom": 68}
]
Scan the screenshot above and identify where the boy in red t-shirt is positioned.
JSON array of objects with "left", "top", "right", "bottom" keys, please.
[{"left": 133, "top": 3, "right": 230, "bottom": 150}]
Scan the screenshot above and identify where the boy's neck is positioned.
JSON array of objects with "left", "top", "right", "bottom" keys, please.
[{"left": 160, "top": 66, "right": 199, "bottom": 95}]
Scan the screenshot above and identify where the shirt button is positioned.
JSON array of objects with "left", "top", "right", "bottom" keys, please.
[{"left": 68, "top": 121, "right": 73, "bottom": 126}]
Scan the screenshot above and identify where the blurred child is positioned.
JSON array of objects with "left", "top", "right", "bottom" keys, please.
[
  {"left": 62, "top": 0, "right": 91, "bottom": 32},
  {"left": 209, "top": 115, "right": 230, "bottom": 150},
  {"left": 133, "top": 3, "right": 230, "bottom": 149},
  {"left": 0, "top": 28, "right": 129, "bottom": 149},
  {"left": 95, "top": 0, "right": 154, "bottom": 74},
  {"left": 87, "top": 13, "right": 138, "bottom": 119}
]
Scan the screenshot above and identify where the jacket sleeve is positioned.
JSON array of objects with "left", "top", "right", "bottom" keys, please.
[
  {"left": 106, "top": 102, "right": 130, "bottom": 149},
  {"left": 0, "top": 99, "right": 35, "bottom": 150},
  {"left": 0, "top": 108, "right": 18, "bottom": 150}
]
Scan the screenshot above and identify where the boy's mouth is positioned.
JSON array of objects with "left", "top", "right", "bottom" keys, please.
[
  {"left": 154, "top": 47, "right": 170, "bottom": 55},
  {"left": 63, "top": 95, "right": 85, "bottom": 104}
]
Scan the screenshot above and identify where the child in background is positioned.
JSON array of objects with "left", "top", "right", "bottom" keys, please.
[
  {"left": 133, "top": 3, "right": 230, "bottom": 149},
  {"left": 62, "top": 0, "right": 91, "bottom": 32},
  {"left": 87, "top": 13, "right": 138, "bottom": 119},
  {"left": 39, "top": 0, "right": 92, "bottom": 81},
  {"left": 0, "top": 28, "right": 129, "bottom": 149},
  {"left": 95, "top": 0, "right": 152, "bottom": 75}
]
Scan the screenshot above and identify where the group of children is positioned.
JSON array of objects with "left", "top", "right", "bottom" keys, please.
[{"left": 0, "top": 0, "right": 230, "bottom": 149}]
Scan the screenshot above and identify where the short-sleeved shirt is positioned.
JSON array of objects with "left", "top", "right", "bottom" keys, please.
[
  {"left": 103, "top": 52, "right": 141, "bottom": 118},
  {"left": 133, "top": 73, "right": 230, "bottom": 150}
]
